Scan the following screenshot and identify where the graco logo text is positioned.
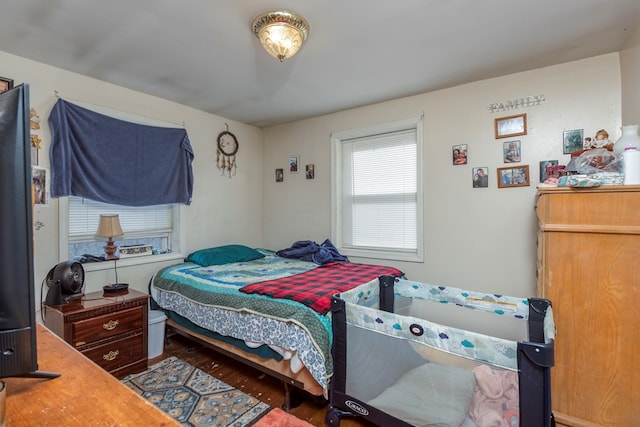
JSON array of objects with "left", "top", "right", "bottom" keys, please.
[{"left": 345, "top": 400, "right": 369, "bottom": 416}]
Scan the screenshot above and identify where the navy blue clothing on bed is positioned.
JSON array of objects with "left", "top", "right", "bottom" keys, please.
[
  {"left": 276, "top": 239, "right": 348, "bottom": 265},
  {"left": 49, "top": 99, "right": 194, "bottom": 206}
]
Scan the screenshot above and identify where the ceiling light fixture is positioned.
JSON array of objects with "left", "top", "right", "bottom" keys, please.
[{"left": 251, "top": 10, "right": 310, "bottom": 62}]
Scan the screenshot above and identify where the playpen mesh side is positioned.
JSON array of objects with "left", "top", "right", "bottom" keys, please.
[{"left": 331, "top": 277, "right": 555, "bottom": 427}]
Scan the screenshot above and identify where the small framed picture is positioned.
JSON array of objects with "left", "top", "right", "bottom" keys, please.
[
  {"left": 472, "top": 167, "right": 489, "bottom": 188},
  {"left": 0, "top": 76, "right": 14, "bottom": 93},
  {"left": 539, "top": 160, "right": 559, "bottom": 182},
  {"left": 275, "top": 168, "right": 283, "bottom": 182},
  {"left": 32, "top": 166, "right": 49, "bottom": 205},
  {"left": 452, "top": 144, "right": 468, "bottom": 165},
  {"left": 563, "top": 129, "right": 584, "bottom": 154},
  {"left": 495, "top": 113, "right": 527, "bottom": 139},
  {"left": 497, "top": 165, "right": 530, "bottom": 188},
  {"left": 288, "top": 155, "right": 299, "bottom": 173},
  {"left": 305, "top": 164, "right": 315, "bottom": 179},
  {"left": 503, "top": 140, "right": 521, "bottom": 163}
]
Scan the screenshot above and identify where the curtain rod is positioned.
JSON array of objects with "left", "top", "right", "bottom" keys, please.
[{"left": 54, "top": 90, "right": 185, "bottom": 128}]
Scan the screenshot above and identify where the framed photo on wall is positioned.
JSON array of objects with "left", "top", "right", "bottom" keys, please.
[
  {"left": 503, "top": 140, "right": 521, "bottom": 163},
  {"left": 275, "top": 168, "right": 283, "bottom": 182},
  {"left": 495, "top": 113, "right": 527, "bottom": 139},
  {"left": 497, "top": 165, "right": 530, "bottom": 188},
  {"left": 0, "top": 76, "right": 14, "bottom": 93},
  {"left": 305, "top": 164, "right": 315, "bottom": 179},
  {"left": 452, "top": 144, "right": 468, "bottom": 165},
  {"left": 288, "top": 155, "right": 299, "bottom": 173},
  {"left": 32, "top": 166, "right": 49, "bottom": 205},
  {"left": 472, "top": 167, "right": 489, "bottom": 188}
]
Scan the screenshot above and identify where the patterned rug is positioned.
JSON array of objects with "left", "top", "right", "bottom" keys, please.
[{"left": 122, "top": 356, "right": 272, "bottom": 426}]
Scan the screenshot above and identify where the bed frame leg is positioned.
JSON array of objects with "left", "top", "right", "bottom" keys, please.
[{"left": 281, "top": 382, "right": 304, "bottom": 411}]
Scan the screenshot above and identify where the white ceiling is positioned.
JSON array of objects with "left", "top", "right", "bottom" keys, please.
[{"left": 1, "top": 1, "right": 639, "bottom": 128}]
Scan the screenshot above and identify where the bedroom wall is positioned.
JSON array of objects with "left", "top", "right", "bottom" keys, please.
[
  {"left": 621, "top": 23, "right": 640, "bottom": 125},
  {"left": 0, "top": 50, "right": 263, "bottom": 307},
  {"left": 261, "top": 53, "right": 622, "bottom": 298}
]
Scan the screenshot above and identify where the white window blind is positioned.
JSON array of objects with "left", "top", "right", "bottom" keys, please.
[
  {"left": 342, "top": 129, "right": 417, "bottom": 251},
  {"left": 333, "top": 116, "right": 423, "bottom": 262},
  {"left": 68, "top": 196, "right": 172, "bottom": 240}
]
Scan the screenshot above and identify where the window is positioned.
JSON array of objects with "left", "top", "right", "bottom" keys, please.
[
  {"left": 331, "top": 117, "right": 423, "bottom": 262},
  {"left": 62, "top": 196, "right": 180, "bottom": 261}
]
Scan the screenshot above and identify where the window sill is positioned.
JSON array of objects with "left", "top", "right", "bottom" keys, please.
[
  {"left": 80, "top": 252, "right": 185, "bottom": 272},
  {"left": 341, "top": 247, "right": 423, "bottom": 263}
]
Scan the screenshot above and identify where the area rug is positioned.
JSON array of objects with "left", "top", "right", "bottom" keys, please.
[
  {"left": 253, "top": 407, "right": 315, "bottom": 427},
  {"left": 122, "top": 356, "right": 273, "bottom": 427}
]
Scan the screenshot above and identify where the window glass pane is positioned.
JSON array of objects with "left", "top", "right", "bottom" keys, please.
[{"left": 68, "top": 196, "right": 173, "bottom": 259}]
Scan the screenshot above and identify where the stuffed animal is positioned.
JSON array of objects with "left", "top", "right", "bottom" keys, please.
[{"left": 469, "top": 364, "right": 519, "bottom": 427}]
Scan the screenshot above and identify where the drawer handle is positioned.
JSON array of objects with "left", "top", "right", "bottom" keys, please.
[
  {"left": 103, "top": 350, "right": 119, "bottom": 361},
  {"left": 103, "top": 320, "right": 119, "bottom": 330}
]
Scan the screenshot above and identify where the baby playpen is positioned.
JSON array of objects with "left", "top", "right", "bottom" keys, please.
[{"left": 327, "top": 275, "right": 555, "bottom": 427}]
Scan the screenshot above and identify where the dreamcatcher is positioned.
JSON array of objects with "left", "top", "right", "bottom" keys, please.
[{"left": 216, "top": 124, "right": 238, "bottom": 177}]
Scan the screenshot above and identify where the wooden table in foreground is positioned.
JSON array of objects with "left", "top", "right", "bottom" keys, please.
[{"left": 3, "top": 323, "right": 178, "bottom": 427}]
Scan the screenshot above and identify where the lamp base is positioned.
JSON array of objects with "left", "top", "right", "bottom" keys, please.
[
  {"left": 103, "top": 239, "right": 118, "bottom": 260},
  {"left": 103, "top": 283, "right": 129, "bottom": 293}
]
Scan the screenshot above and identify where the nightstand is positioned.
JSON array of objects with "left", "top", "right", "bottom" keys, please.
[{"left": 42, "top": 289, "right": 149, "bottom": 378}]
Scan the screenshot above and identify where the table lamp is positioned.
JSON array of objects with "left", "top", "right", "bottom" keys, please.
[{"left": 96, "top": 214, "right": 124, "bottom": 260}]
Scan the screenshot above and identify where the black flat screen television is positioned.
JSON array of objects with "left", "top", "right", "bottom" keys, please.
[{"left": 0, "top": 84, "right": 57, "bottom": 379}]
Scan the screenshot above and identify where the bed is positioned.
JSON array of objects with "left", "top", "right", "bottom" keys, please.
[
  {"left": 148, "top": 244, "right": 403, "bottom": 408},
  {"left": 327, "top": 275, "right": 556, "bottom": 427}
]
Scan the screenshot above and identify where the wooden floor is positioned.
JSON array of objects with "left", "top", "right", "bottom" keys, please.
[{"left": 153, "top": 328, "right": 373, "bottom": 427}]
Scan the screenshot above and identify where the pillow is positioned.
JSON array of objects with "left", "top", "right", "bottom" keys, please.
[
  {"left": 367, "top": 362, "right": 476, "bottom": 427},
  {"left": 184, "top": 244, "right": 264, "bottom": 267}
]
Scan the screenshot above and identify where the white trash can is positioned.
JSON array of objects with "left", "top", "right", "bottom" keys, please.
[{"left": 148, "top": 310, "right": 167, "bottom": 359}]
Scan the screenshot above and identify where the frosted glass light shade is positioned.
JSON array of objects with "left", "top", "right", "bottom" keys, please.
[{"left": 252, "top": 11, "right": 310, "bottom": 62}]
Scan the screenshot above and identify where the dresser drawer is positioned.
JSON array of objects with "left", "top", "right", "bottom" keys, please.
[
  {"left": 71, "top": 306, "right": 144, "bottom": 347},
  {"left": 81, "top": 332, "right": 145, "bottom": 372}
]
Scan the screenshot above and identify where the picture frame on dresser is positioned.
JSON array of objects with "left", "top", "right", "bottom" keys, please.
[
  {"left": 539, "top": 160, "right": 558, "bottom": 182},
  {"left": 563, "top": 128, "right": 584, "bottom": 154}
]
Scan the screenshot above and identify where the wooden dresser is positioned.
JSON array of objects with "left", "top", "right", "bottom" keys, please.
[
  {"left": 42, "top": 289, "right": 149, "bottom": 378},
  {"left": 536, "top": 186, "right": 640, "bottom": 427}
]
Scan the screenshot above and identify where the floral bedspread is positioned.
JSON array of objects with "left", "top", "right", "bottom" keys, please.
[{"left": 150, "top": 250, "right": 334, "bottom": 392}]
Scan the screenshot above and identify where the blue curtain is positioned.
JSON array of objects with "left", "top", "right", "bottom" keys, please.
[{"left": 49, "top": 99, "right": 193, "bottom": 206}]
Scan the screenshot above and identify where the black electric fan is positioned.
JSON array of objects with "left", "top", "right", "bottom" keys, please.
[{"left": 44, "top": 260, "right": 85, "bottom": 305}]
